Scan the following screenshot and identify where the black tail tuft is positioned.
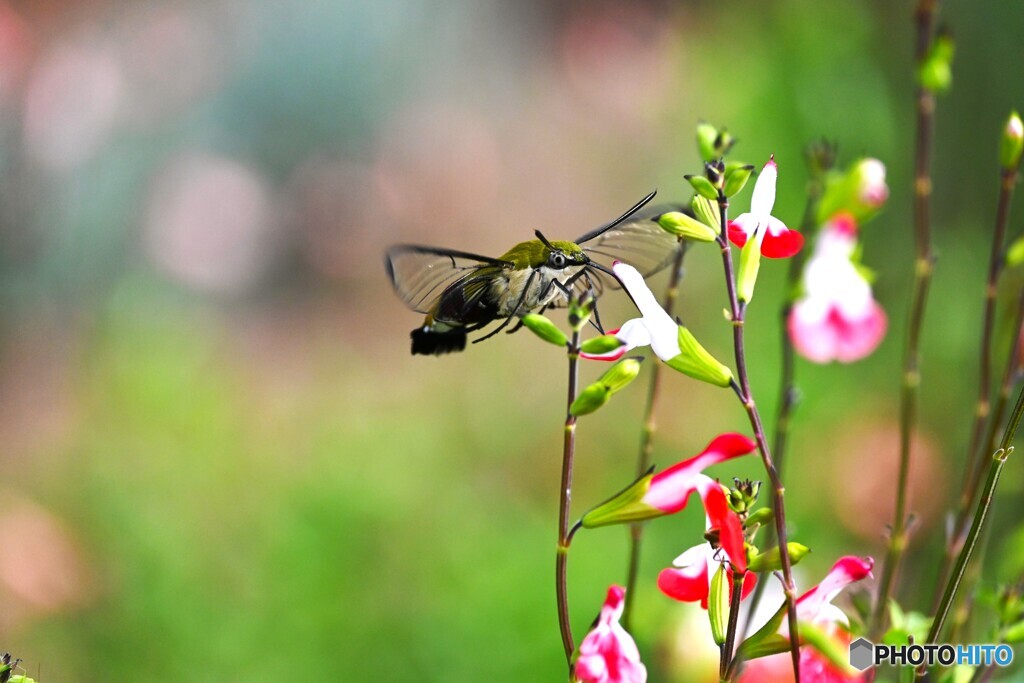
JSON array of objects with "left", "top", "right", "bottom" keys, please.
[{"left": 411, "top": 327, "right": 467, "bottom": 355}]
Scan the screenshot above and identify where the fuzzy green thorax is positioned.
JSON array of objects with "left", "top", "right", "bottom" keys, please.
[{"left": 499, "top": 239, "right": 587, "bottom": 269}]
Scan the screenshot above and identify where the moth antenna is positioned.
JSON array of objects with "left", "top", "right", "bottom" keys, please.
[{"left": 534, "top": 230, "right": 556, "bottom": 250}]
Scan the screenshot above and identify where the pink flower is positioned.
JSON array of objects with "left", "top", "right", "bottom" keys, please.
[
  {"left": 575, "top": 585, "right": 647, "bottom": 683},
  {"left": 788, "top": 214, "right": 887, "bottom": 363},
  {"left": 656, "top": 480, "right": 754, "bottom": 609},
  {"left": 728, "top": 157, "right": 804, "bottom": 258},
  {"left": 580, "top": 434, "right": 755, "bottom": 529},
  {"left": 738, "top": 556, "right": 875, "bottom": 683},
  {"left": 853, "top": 158, "right": 889, "bottom": 209}
]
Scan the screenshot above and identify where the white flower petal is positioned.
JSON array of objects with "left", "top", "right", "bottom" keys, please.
[{"left": 750, "top": 158, "right": 777, "bottom": 217}]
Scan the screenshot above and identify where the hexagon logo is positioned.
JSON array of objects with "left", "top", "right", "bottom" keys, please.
[{"left": 849, "top": 637, "right": 874, "bottom": 672}]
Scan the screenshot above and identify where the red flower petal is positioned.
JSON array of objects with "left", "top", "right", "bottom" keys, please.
[
  {"left": 657, "top": 566, "right": 710, "bottom": 608},
  {"left": 761, "top": 228, "right": 804, "bottom": 258},
  {"left": 702, "top": 484, "right": 747, "bottom": 573},
  {"left": 727, "top": 221, "right": 749, "bottom": 248}
]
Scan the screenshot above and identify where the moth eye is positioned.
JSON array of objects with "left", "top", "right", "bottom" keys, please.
[{"left": 551, "top": 253, "right": 566, "bottom": 268}]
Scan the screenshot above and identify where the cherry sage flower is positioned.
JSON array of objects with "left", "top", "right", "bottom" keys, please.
[
  {"left": 727, "top": 156, "right": 804, "bottom": 258},
  {"left": 656, "top": 482, "right": 754, "bottom": 609},
  {"left": 575, "top": 585, "right": 647, "bottom": 683},
  {"left": 788, "top": 214, "right": 887, "bottom": 363},
  {"left": 738, "top": 556, "right": 875, "bottom": 683},
  {"left": 580, "top": 433, "right": 756, "bottom": 529},
  {"left": 580, "top": 262, "right": 733, "bottom": 388}
]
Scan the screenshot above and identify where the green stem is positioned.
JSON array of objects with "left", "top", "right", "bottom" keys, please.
[
  {"left": 623, "top": 240, "right": 689, "bottom": 630},
  {"left": 716, "top": 192, "right": 801, "bottom": 683},
  {"left": 933, "top": 166, "right": 1021, "bottom": 612},
  {"left": 738, "top": 164, "right": 825, "bottom": 647},
  {"left": 919, "top": 383, "right": 1024, "bottom": 675},
  {"left": 870, "top": 0, "right": 938, "bottom": 638},
  {"left": 556, "top": 328, "right": 581, "bottom": 668}
]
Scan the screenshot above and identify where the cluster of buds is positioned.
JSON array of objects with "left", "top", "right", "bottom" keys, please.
[{"left": 727, "top": 478, "right": 761, "bottom": 519}]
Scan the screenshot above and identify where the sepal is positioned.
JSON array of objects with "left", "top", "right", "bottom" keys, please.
[
  {"left": 580, "top": 467, "right": 658, "bottom": 528},
  {"left": 685, "top": 174, "right": 719, "bottom": 200},
  {"left": 664, "top": 326, "right": 734, "bottom": 387},
  {"left": 709, "top": 563, "right": 730, "bottom": 646}
]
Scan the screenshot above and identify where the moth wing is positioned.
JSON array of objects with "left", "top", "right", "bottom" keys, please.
[
  {"left": 385, "top": 245, "right": 511, "bottom": 316},
  {"left": 577, "top": 202, "right": 687, "bottom": 289}
]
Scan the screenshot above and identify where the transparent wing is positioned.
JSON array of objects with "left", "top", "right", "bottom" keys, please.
[
  {"left": 385, "top": 245, "right": 512, "bottom": 314},
  {"left": 577, "top": 202, "right": 687, "bottom": 289}
]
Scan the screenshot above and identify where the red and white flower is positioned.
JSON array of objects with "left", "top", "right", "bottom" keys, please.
[
  {"left": 575, "top": 585, "right": 647, "bottom": 683},
  {"left": 728, "top": 156, "right": 804, "bottom": 258},
  {"left": 788, "top": 214, "right": 887, "bottom": 363},
  {"left": 738, "top": 556, "right": 875, "bottom": 683},
  {"left": 852, "top": 158, "right": 889, "bottom": 210},
  {"left": 656, "top": 480, "right": 754, "bottom": 609},
  {"left": 581, "top": 434, "right": 756, "bottom": 528}
]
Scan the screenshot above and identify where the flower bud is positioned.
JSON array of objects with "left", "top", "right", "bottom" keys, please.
[
  {"left": 570, "top": 383, "right": 610, "bottom": 416},
  {"left": 804, "top": 138, "right": 838, "bottom": 177},
  {"left": 728, "top": 478, "right": 761, "bottom": 513},
  {"left": 816, "top": 158, "right": 888, "bottom": 224},
  {"left": 580, "top": 334, "right": 625, "bottom": 356},
  {"left": 736, "top": 229, "right": 763, "bottom": 303},
  {"left": 521, "top": 313, "right": 567, "bottom": 347},
  {"left": 723, "top": 164, "right": 755, "bottom": 197},
  {"left": 691, "top": 195, "right": 720, "bottom": 233},
  {"left": 685, "top": 174, "right": 719, "bottom": 200},
  {"left": 745, "top": 507, "right": 773, "bottom": 529},
  {"left": 696, "top": 121, "right": 719, "bottom": 162},
  {"left": 918, "top": 29, "right": 954, "bottom": 95},
  {"left": 1000, "top": 111, "right": 1024, "bottom": 172},
  {"left": 705, "top": 160, "right": 725, "bottom": 189},
  {"left": 746, "top": 543, "right": 811, "bottom": 573},
  {"left": 664, "top": 326, "right": 734, "bottom": 387},
  {"left": 599, "top": 356, "right": 644, "bottom": 394},
  {"left": 657, "top": 211, "right": 717, "bottom": 242}
]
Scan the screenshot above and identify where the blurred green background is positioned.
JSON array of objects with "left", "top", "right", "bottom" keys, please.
[{"left": 1, "top": 0, "right": 1024, "bottom": 680}]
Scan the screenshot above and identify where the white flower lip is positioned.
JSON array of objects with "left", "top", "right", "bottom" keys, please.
[{"left": 611, "top": 262, "right": 683, "bottom": 361}]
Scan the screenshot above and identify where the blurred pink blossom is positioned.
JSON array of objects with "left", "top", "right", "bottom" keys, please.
[{"left": 575, "top": 585, "right": 646, "bottom": 683}]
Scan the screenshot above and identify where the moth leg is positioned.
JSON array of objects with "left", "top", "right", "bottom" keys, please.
[
  {"left": 580, "top": 271, "right": 605, "bottom": 334},
  {"left": 473, "top": 269, "right": 538, "bottom": 344}
]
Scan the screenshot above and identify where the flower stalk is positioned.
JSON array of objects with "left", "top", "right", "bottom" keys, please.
[
  {"left": 933, "top": 135, "right": 1022, "bottom": 613},
  {"left": 556, "top": 326, "right": 581, "bottom": 667},
  {"left": 623, "top": 240, "right": 689, "bottom": 629},
  {"left": 921, "top": 382, "right": 1024, "bottom": 672},
  {"left": 715, "top": 188, "right": 802, "bottom": 682},
  {"left": 870, "top": 0, "right": 940, "bottom": 637},
  {"left": 720, "top": 569, "right": 746, "bottom": 680}
]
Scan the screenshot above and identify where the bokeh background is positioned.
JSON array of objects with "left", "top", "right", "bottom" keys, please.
[{"left": 1, "top": 0, "right": 1024, "bottom": 680}]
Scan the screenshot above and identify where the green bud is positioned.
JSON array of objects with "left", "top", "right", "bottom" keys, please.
[
  {"left": 918, "top": 30, "right": 954, "bottom": 95},
  {"left": 816, "top": 158, "right": 888, "bottom": 224},
  {"left": 723, "top": 164, "right": 755, "bottom": 197},
  {"left": 521, "top": 313, "right": 567, "bottom": 347},
  {"left": 729, "top": 478, "right": 761, "bottom": 513},
  {"left": 599, "top": 356, "right": 644, "bottom": 394},
  {"left": 1000, "top": 111, "right": 1024, "bottom": 172},
  {"left": 580, "top": 467, "right": 659, "bottom": 528},
  {"left": 697, "top": 121, "right": 719, "bottom": 162},
  {"left": 705, "top": 160, "right": 726, "bottom": 189},
  {"left": 579, "top": 334, "right": 624, "bottom": 355},
  {"left": 685, "top": 174, "right": 719, "bottom": 200},
  {"left": 747, "top": 543, "right": 810, "bottom": 573},
  {"left": 570, "top": 382, "right": 610, "bottom": 416},
  {"left": 1008, "top": 235, "right": 1024, "bottom": 268},
  {"left": 691, "top": 195, "right": 721, "bottom": 233},
  {"left": 664, "top": 326, "right": 734, "bottom": 387},
  {"left": 736, "top": 230, "right": 763, "bottom": 303},
  {"left": 657, "top": 211, "right": 717, "bottom": 242},
  {"left": 709, "top": 563, "right": 730, "bottom": 645},
  {"left": 568, "top": 293, "right": 594, "bottom": 331},
  {"left": 745, "top": 507, "right": 774, "bottom": 529},
  {"left": 1004, "top": 620, "right": 1024, "bottom": 644}
]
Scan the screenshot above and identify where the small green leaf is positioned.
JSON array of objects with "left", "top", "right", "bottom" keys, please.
[
  {"left": 735, "top": 603, "right": 788, "bottom": 661},
  {"left": 799, "top": 621, "right": 856, "bottom": 677},
  {"left": 664, "top": 326, "right": 733, "bottom": 387},
  {"left": 1003, "top": 619, "right": 1024, "bottom": 643}
]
